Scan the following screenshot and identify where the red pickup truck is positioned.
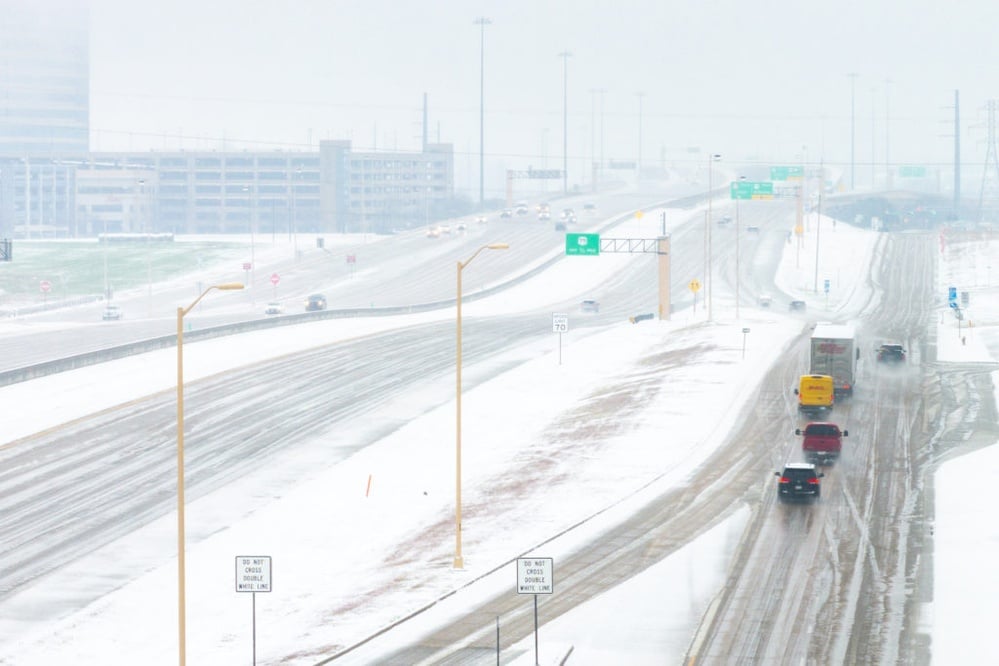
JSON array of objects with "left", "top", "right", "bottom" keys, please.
[{"left": 795, "top": 422, "right": 848, "bottom": 464}]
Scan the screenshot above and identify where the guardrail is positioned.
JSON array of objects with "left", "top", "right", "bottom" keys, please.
[{"left": 0, "top": 192, "right": 707, "bottom": 389}]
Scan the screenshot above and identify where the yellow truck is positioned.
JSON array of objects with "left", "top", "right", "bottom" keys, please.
[{"left": 795, "top": 374, "right": 834, "bottom": 414}]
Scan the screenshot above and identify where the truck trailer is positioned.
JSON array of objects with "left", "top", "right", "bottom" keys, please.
[{"left": 810, "top": 323, "right": 858, "bottom": 399}]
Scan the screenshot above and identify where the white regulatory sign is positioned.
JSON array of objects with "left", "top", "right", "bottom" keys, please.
[
  {"left": 552, "top": 313, "right": 569, "bottom": 333},
  {"left": 236, "top": 555, "right": 272, "bottom": 593},
  {"left": 517, "top": 557, "right": 554, "bottom": 595}
]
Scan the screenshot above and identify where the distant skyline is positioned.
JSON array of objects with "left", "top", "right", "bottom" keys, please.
[{"left": 20, "top": 0, "right": 999, "bottom": 195}]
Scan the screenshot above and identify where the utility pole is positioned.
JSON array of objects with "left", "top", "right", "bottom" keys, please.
[
  {"left": 474, "top": 17, "right": 491, "bottom": 208},
  {"left": 559, "top": 51, "right": 572, "bottom": 196},
  {"left": 636, "top": 91, "right": 646, "bottom": 179},
  {"left": 848, "top": 73, "right": 858, "bottom": 190}
]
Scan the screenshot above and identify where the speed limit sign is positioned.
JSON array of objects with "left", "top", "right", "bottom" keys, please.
[{"left": 552, "top": 312, "right": 569, "bottom": 333}]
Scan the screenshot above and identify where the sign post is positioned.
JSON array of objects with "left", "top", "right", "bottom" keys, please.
[
  {"left": 236, "top": 556, "right": 272, "bottom": 666},
  {"left": 269, "top": 272, "right": 280, "bottom": 299},
  {"left": 517, "top": 557, "right": 554, "bottom": 666},
  {"left": 552, "top": 313, "right": 568, "bottom": 365},
  {"left": 689, "top": 278, "right": 701, "bottom": 315}
]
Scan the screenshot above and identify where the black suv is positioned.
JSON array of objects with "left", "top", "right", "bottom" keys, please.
[
  {"left": 775, "top": 462, "right": 824, "bottom": 501},
  {"left": 877, "top": 343, "right": 906, "bottom": 363}
]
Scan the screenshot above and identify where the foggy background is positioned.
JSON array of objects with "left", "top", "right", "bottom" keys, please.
[{"left": 69, "top": 0, "right": 999, "bottom": 197}]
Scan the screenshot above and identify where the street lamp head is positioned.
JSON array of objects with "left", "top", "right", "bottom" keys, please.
[
  {"left": 486, "top": 243, "right": 509, "bottom": 250},
  {"left": 214, "top": 282, "right": 244, "bottom": 291}
]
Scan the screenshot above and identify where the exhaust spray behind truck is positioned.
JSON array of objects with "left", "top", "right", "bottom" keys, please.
[{"left": 810, "top": 323, "right": 858, "bottom": 399}]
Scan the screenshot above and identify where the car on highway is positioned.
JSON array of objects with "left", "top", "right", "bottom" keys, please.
[
  {"left": 101, "top": 305, "right": 123, "bottom": 321},
  {"left": 789, "top": 299, "right": 807, "bottom": 312},
  {"left": 554, "top": 220, "right": 567, "bottom": 231},
  {"left": 757, "top": 294, "right": 773, "bottom": 307},
  {"left": 747, "top": 225, "right": 760, "bottom": 234},
  {"left": 426, "top": 226, "right": 441, "bottom": 238},
  {"left": 583, "top": 202, "right": 596, "bottom": 211},
  {"left": 877, "top": 342, "right": 906, "bottom": 363},
  {"left": 581, "top": 298, "right": 600, "bottom": 313},
  {"left": 305, "top": 294, "right": 327, "bottom": 311},
  {"left": 500, "top": 208, "right": 513, "bottom": 219},
  {"left": 264, "top": 302, "right": 284, "bottom": 315},
  {"left": 718, "top": 215, "right": 732, "bottom": 226},
  {"left": 456, "top": 221, "right": 468, "bottom": 232},
  {"left": 775, "top": 462, "right": 824, "bottom": 502}
]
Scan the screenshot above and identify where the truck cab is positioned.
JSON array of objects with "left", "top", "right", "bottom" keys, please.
[
  {"left": 795, "top": 374, "right": 834, "bottom": 414},
  {"left": 796, "top": 422, "right": 848, "bottom": 464}
]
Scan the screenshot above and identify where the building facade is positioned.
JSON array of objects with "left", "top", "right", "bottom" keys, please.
[
  {"left": 0, "top": 141, "right": 454, "bottom": 238},
  {"left": 0, "top": 1, "right": 90, "bottom": 156}
]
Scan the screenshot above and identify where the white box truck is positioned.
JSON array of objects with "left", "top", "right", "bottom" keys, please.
[{"left": 810, "top": 323, "right": 858, "bottom": 399}]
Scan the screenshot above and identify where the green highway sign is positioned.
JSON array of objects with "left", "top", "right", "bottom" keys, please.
[
  {"left": 770, "top": 166, "right": 804, "bottom": 181},
  {"left": 730, "top": 181, "right": 774, "bottom": 200},
  {"left": 565, "top": 233, "right": 600, "bottom": 256},
  {"left": 899, "top": 165, "right": 926, "bottom": 178}
]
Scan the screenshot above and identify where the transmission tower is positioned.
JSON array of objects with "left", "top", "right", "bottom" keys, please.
[{"left": 977, "top": 99, "right": 999, "bottom": 223}]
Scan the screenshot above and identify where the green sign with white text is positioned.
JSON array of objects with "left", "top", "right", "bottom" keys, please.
[
  {"left": 899, "top": 166, "right": 926, "bottom": 178},
  {"left": 770, "top": 166, "right": 804, "bottom": 181},
  {"left": 730, "top": 181, "right": 774, "bottom": 200},
  {"left": 565, "top": 233, "right": 600, "bottom": 256}
]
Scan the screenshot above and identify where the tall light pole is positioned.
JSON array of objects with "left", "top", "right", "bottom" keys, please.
[
  {"left": 474, "top": 17, "right": 491, "bottom": 208},
  {"left": 455, "top": 242, "right": 509, "bottom": 569},
  {"left": 735, "top": 175, "right": 745, "bottom": 320},
  {"left": 848, "top": 73, "right": 858, "bottom": 190},
  {"left": 559, "top": 51, "right": 572, "bottom": 196},
  {"left": 885, "top": 77, "right": 892, "bottom": 190},
  {"left": 636, "top": 91, "right": 646, "bottom": 178},
  {"left": 707, "top": 153, "right": 721, "bottom": 321},
  {"left": 176, "top": 282, "right": 244, "bottom": 666},
  {"left": 591, "top": 88, "right": 606, "bottom": 191}
]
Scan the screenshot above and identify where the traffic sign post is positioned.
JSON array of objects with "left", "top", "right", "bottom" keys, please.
[
  {"left": 517, "top": 557, "right": 554, "bottom": 666},
  {"left": 565, "top": 233, "right": 599, "bottom": 256},
  {"left": 236, "top": 556, "right": 272, "bottom": 666},
  {"left": 689, "top": 278, "right": 701, "bottom": 314},
  {"left": 39, "top": 279, "right": 51, "bottom": 304},
  {"left": 270, "top": 272, "right": 280, "bottom": 298},
  {"left": 552, "top": 313, "right": 568, "bottom": 365}
]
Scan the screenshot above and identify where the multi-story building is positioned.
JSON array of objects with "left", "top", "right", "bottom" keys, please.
[
  {"left": 0, "top": 2, "right": 90, "bottom": 156},
  {"left": 0, "top": 140, "right": 454, "bottom": 238}
]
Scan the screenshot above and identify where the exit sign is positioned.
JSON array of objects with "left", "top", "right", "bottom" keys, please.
[
  {"left": 770, "top": 166, "right": 804, "bottom": 181},
  {"left": 565, "top": 233, "right": 599, "bottom": 256},
  {"left": 730, "top": 181, "right": 774, "bottom": 200}
]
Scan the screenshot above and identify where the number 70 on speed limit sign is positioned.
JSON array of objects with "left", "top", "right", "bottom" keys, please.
[{"left": 552, "top": 312, "right": 569, "bottom": 333}]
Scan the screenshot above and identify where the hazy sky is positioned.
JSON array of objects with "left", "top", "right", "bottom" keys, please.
[{"left": 58, "top": 0, "right": 999, "bottom": 193}]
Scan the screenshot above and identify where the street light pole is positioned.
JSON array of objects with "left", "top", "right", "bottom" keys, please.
[
  {"left": 455, "top": 242, "right": 509, "bottom": 569},
  {"left": 474, "top": 17, "right": 491, "bottom": 208},
  {"left": 707, "top": 153, "right": 720, "bottom": 321},
  {"left": 559, "top": 51, "right": 572, "bottom": 196},
  {"left": 636, "top": 91, "right": 645, "bottom": 179},
  {"left": 848, "top": 73, "right": 858, "bottom": 190},
  {"left": 736, "top": 175, "right": 745, "bottom": 320},
  {"left": 176, "top": 282, "right": 244, "bottom": 666}
]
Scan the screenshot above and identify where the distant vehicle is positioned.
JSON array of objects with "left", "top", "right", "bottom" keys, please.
[
  {"left": 789, "top": 299, "right": 807, "bottom": 311},
  {"left": 877, "top": 343, "right": 907, "bottom": 363},
  {"left": 554, "top": 221, "right": 567, "bottom": 231},
  {"left": 515, "top": 201, "right": 529, "bottom": 215},
  {"left": 580, "top": 299, "right": 600, "bottom": 313},
  {"left": 426, "top": 226, "right": 441, "bottom": 238},
  {"left": 305, "top": 294, "right": 327, "bottom": 311},
  {"left": 439, "top": 224, "right": 451, "bottom": 235},
  {"left": 538, "top": 211, "right": 551, "bottom": 221},
  {"left": 795, "top": 373, "right": 834, "bottom": 414},
  {"left": 746, "top": 225, "right": 760, "bottom": 234},
  {"left": 718, "top": 215, "right": 732, "bottom": 225},
  {"left": 537, "top": 202, "right": 551, "bottom": 214},
  {"left": 102, "top": 305, "right": 123, "bottom": 321},
  {"left": 796, "top": 422, "right": 848, "bottom": 465},
  {"left": 583, "top": 202, "right": 596, "bottom": 211},
  {"left": 456, "top": 221, "right": 468, "bottom": 232},
  {"left": 757, "top": 294, "right": 773, "bottom": 307},
  {"left": 775, "top": 462, "right": 824, "bottom": 502},
  {"left": 500, "top": 209, "right": 513, "bottom": 219},
  {"left": 264, "top": 302, "right": 284, "bottom": 315},
  {"left": 475, "top": 215, "right": 487, "bottom": 224}
]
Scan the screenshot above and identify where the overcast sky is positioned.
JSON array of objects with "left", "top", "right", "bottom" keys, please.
[{"left": 30, "top": 1, "right": 999, "bottom": 193}]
